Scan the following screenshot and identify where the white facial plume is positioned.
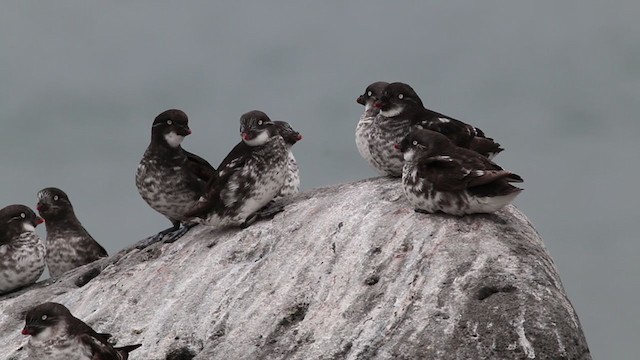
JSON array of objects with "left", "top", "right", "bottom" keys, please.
[
  {"left": 403, "top": 148, "right": 415, "bottom": 162},
  {"left": 164, "top": 131, "right": 184, "bottom": 148},
  {"left": 380, "top": 104, "right": 404, "bottom": 118},
  {"left": 243, "top": 130, "right": 269, "bottom": 146}
]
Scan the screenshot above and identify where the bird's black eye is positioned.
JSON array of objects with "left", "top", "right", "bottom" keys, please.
[
  {"left": 41, "top": 314, "right": 48, "bottom": 321},
  {"left": 412, "top": 140, "right": 418, "bottom": 146},
  {"left": 257, "top": 120, "right": 263, "bottom": 126},
  {"left": 53, "top": 195, "right": 59, "bottom": 201},
  {"left": 367, "top": 91, "right": 372, "bottom": 97},
  {"left": 166, "top": 120, "right": 173, "bottom": 125},
  {"left": 20, "top": 212, "right": 26, "bottom": 218},
  {"left": 398, "top": 94, "right": 404, "bottom": 100}
]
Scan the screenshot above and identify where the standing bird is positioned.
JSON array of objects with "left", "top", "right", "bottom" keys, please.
[
  {"left": 0, "top": 205, "right": 45, "bottom": 294},
  {"left": 376, "top": 82, "right": 503, "bottom": 162},
  {"left": 186, "top": 110, "right": 288, "bottom": 227},
  {"left": 22, "top": 302, "right": 141, "bottom": 360},
  {"left": 136, "top": 109, "right": 216, "bottom": 243},
  {"left": 273, "top": 120, "right": 302, "bottom": 198},
  {"left": 355, "top": 81, "right": 391, "bottom": 175},
  {"left": 37, "top": 187, "right": 108, "bottom": 280},
  {"left": 397, "top": 128, "right": 522, "bottom": 216}
]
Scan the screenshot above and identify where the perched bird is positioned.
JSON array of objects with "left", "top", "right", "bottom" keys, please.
[
  {"left": 376, "top": 82, "right": 503, "bottom": 162},
  {"left": 186, "top": 110, "right": 288, "bottom": 227},
  {"left": 136, "top": 109, "right": 216, "bottom": 243},
  {"left": 273, "top": 120, "right": 302, "bottom": 198},
  {"left": 397, "top": 128, "right": 522, "bottom": 216},
  {"left": 22, "top": 302, "right": 141, "bottom": 360},
  {"left": 37, "top": 188, "right": 108, "bottom": 280},
  {"left": 355, "top": 81, "right": 390, "bottom": 174},
  {"left": 0, "top": 205, "right": 45, "bottom": 294}
]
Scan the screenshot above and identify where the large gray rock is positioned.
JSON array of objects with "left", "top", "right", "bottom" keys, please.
[{"left": 0, "top": 177, "right": 590, "bottom": 360}]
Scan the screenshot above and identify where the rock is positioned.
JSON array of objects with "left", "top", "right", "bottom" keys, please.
[{"left": 0, "top": 177, "right": 591, "bottom": 359}]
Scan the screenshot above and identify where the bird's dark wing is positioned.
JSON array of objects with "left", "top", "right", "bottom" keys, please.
[
  {"left": 217, "top": 142, "right": 251, "bottom": 171},
  {"left": 76, "top": 333, "right": 121, "bottom": 360},
  {"left": 113, "top": 344, "right": 143, "bottom": 360},
  {"left": 183, "top": 149, "right": 216, "bottom": 183},
  {"left": 417, "top": 155, "right": 470, "bottom": 192},
  {"left": 420, "top": 118, "right": 476, "bottom": 148},
  {"left": 469, "top": 136, "right": 504, "bottom": 158},
  {"left": 184, "top": 143, "right": 251, "bottom": 218}
]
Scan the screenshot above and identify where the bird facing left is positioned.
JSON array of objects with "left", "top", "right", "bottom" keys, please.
[
  {"left": 0, "top": 205, "right": 45, "bottom": 294},
  {"left": 22, "top": 302, "right": 141, "bottom": 360}
]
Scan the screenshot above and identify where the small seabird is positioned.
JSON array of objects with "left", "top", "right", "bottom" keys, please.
[
  {"left": 37, "top": 187, "right": 108, "bottom": 280},
  {"left": 273, "top": 120, "right": 302, "bottom": 198},
  {"left": 397, "top": 128, "right": 522, "bottom": 216},
  {"left": 355, "top": 81, "right": 392, "bottom": 175},
  {"left": 0, "top": 205, "right": 45, "bottom": 294},
  {"left": 186, "top": 110, "right": 288, "bottom": 227},
  {"left": 22, "top": 302, "right": 141, "bottom": 360},
  {"left": 376, "top": 82, "right": 503, "bottom": 161},
  {"left": 136, "top": 109, "right": 216, "bottom": 243}
]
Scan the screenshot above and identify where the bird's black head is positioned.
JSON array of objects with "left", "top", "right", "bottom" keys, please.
[
  {"left": 273, "top": 121, "right": 302, "bottom": 146},
  {"left": 239, "top": 110, "right": 277, "bottom": 146},
  {"left": 22, "top": 302, "right": 71, "bottom": 337},
  {"left": 375, "top": 82, "right": 424, "bottom": 117},
  {"left": 356, "top": 81, "right": 389, "bottom": 107},
  {"left": 397, "top": 128, "right": 452, "bottom": 161},
  {"left": 0, "top": 205, "right": 42, "bottom": 243},
  {"left": 151, "top": 109, "right": 192, "bottom": 148},
  {"left": 36, "top": 187, "right": 75, "bottom": 221}
]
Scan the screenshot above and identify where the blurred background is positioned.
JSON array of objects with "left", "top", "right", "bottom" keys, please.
[{"left": 1, "top": 1, "right": 637, "bottom": 358}]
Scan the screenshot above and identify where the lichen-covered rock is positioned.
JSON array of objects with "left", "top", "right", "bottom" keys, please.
[{"left": 0, "top": 177, "right": 591, "bottom": 359}]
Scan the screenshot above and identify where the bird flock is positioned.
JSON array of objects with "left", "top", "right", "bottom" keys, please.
[{"left": 1, "top": 81, "right": 522, "bottom": 359}]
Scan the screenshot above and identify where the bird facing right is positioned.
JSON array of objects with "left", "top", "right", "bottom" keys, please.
[
  {"left": 135, "top": 109, "right": 216, "bottom": 243},
  {"left": 398, "top": 128, "right": 523, "bottom": 216},
  {"left": 273, "top": 120, "right": 302, "bottom": 198},
  {"left": 22, "top": 302, "right": 141, "bottom": 360}
]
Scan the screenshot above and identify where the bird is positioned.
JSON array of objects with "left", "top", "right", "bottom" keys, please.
[
  {"left": 185, "top": 110, "right": 289, "bottom": 228},
  {"left": 355, "top": 81, "right": 392, "bottom": 175},
  {"left": 22, "top": 302, "right": 141, "bottom": 360},
  {"left": 135, "top": 109, "right": 216, "bottom": 244},
  {"left": 37, "top": 187, "right": 108, "bottom": 280},
  {"left": 375, "top": 82, "right": 503, "bottom": 162},
  {"left": 0, "top": 205, "right": 45, "bottom": 294},
  {"left": 397, "top": 128, "right": 522, "bottom": 216},
  {"left": 273, "top": 120, "right": 302, "bottom": 198}
]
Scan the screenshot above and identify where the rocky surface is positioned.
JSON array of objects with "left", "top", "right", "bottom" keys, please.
[{"left": 0, "top": 177, "right": 590, "bottom": 359}]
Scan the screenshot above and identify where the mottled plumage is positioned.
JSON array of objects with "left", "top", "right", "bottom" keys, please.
[
  {"left": 23, "top": 302, "right": 141, "bottom": 360},
  {"left": 37, "top": 188, "right": 108, "bottom": 280},
  {"left": 376, "top": 82, "right": 503, "bottom": 163},
  {"left": 186, "top": 110, "right": 288, "bottom": 227},
  {"left": 398, "top": 129, "right": 522, "bottom": 215},
  {"left": 0, "top": 205, "right": 45, "bottom": 294},
  {"left": 136, "top": 109, "right": 216, "bottom": 242},
  {"left": 355, "top": 81, "right": 393, "bottom": 175},
  {"left": 273, "top": 120, "right": 302, "bottom": 198}
]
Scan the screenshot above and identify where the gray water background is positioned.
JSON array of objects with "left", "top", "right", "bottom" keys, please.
[{"left": 1, "top": 2, "right": 638, "bottom": 358}]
